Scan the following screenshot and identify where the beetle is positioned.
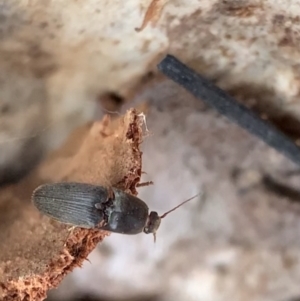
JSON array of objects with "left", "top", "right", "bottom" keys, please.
[{"left": 32, "top": 182, "right": 200, "bottom": 241}]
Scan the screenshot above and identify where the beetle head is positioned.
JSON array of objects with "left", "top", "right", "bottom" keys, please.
[
  {"left": 144, "top": 211, "right": 161, "bottom": 237},
  {"left": 143, "top": 192, "right": 202, "bottom": 242}
]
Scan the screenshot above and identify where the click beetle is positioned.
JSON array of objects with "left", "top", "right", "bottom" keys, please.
[{"left": 32, "top": 182, "right": 200, "bottom": 241}]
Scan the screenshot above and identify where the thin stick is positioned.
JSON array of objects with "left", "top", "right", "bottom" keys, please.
[{"left": 157, "top": 55, "right": 300, "bottom": 166}]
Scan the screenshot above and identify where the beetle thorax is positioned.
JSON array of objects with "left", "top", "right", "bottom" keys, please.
[{"left": 143, "top": 211, "right": 161, "bottom": 234}]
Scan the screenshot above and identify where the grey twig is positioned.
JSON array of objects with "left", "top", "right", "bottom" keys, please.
[{"left": 157, "top": 54, "right": 300, "bottom": 166}]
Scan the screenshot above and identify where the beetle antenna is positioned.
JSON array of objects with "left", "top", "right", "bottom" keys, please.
[{"left": 160, "top": 192, "right": 202, "bottom": 219}]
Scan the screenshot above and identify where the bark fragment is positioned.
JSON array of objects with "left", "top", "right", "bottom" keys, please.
[{"left": 0, "top": 108, "right": 145, "bottom": 301}]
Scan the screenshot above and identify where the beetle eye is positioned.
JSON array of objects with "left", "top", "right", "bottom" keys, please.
[{"left": 143, "top": 211, "right": 161, "bottom": 234}]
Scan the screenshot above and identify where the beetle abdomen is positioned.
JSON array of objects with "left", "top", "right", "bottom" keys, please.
[{"left": 32, "top": 182, "right": 106, "bottom": 228}]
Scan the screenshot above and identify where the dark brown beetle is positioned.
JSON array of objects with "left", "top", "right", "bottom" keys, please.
[{"left": 32, "top": 182, "right": 199, "bottom": 241}]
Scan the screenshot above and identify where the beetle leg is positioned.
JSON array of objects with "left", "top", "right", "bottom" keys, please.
[
  {"left": 95, "top": 187, "right": 114, "bottom": 227},
  {"left": 95, "top": 219, "right": 106, "bottom": 229},
  {"left": 106, "top": 186, "right": 115, "bottom": 201},
  {"left": 96, "top": 186, "right": 115, "bottom": 209},
  {"left": 63, "top": 226, "right": 76, "bottom": 247},
  {"left": 67, "top": 225, "right": 76, "bottom": 232},
  {"left": 137, "top": 181, "right": 154, "bottom": 187}
]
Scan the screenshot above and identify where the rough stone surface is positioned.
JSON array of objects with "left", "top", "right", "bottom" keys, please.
[
  {"left": 2, "top": 0, "right": 300, "bottom": 300},
  {"left": 3, "top": 0, "right": 300, "bottom": 183}
]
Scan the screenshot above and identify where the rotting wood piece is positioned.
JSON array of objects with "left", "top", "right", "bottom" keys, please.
[
  {"left": 0, "top": 108, "right": 145, "bottom": 301},
  {"left": 135, "top": 0, "right": 166, "bottom": 32}
]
